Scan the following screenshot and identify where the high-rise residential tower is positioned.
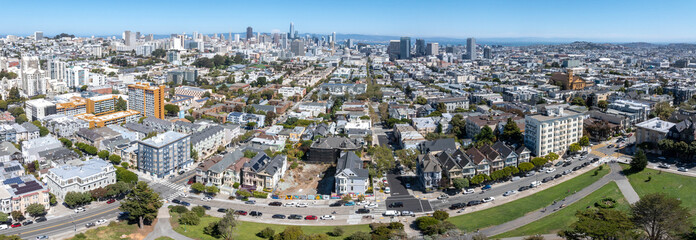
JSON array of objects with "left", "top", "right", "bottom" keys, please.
[
  {"left": 289, "top": 22, "right": 295, "bottom": 39},
  {"left": 415, "top": 39, "right": 426, "bottom": 56},
  {"left": 426, "top": 43, "right": 439, "bottom": 56},
  {"left": 128, "top": 82, "right": 165, "bottom": 119},
  {"left": 466, "top": 37, "right": 476, "bottom": 60},
  {"left": 399, "top": 37, "right": 411, "bottom": 59}
]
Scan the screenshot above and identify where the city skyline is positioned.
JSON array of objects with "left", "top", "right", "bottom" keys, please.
[{"left": 2, "top": 0, "right": 696, "bottom": 42}]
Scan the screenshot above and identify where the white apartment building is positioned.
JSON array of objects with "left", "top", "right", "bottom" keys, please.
[
  {"left": 297, "top": 102, "right": 328, "bottom": 117},
  {"left": 277, "top": 87, "right": 305, "bottom": 98},
  {"left": 45, "top": 158, "right": 116, "bottom": 199},
  {"left": 524, "top": 108, "right": 586, "bottom": 156},
  {"left": 25, "top": 99, "right": 57, "bottom": 121}
]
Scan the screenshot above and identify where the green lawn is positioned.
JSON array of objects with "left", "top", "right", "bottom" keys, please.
[
  {"left": 449, "top": 166, "right": 610, "bottom": 232},
  {"left": 155, "top": 237, "right": 174, "bottom": 240},
  {"left": 621, "top": 164, "right": 696, "bottom": 224},
  {"left": 494, "top": 181, "right": 628, "bottom": 238},
  {"left": 171, "top": 213, "right": 371, "bottom": 240},
  {"left": 67, "top": 221, "right": 139, "bottom": 240}
]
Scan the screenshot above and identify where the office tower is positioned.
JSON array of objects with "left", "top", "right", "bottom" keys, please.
[
  {"left": 426, "top": 43, "right": 439, "bottom": 56},
  {"left": 445, "top": 46, "right": 454, "bottom": 53},
  {"left": 291, "top": 39, "right": 305, "bottom": 56},
  {"left": 137, "top": 131, "right": 191, "bottom": 178},
  {"left": 289, "top": 22, "right": 294, "bottom": 39},
  {"left": 415, "top": 39, "right": 426, "bottom": 56},
  {"left": 34, "top": 31, "right": 43, "bottom": 41},
  {"left": 234, "top": 34, "right": 240, "bottom": 42},
  {"left": 346, "top": 39, "right": 354, "bottom": 49},
  {"left": 123, "top": 30, "right": 136, "bottom": 47},
  {"left": 136, "top": 32, "right": 141, "bottom": 40},
  {"left": 399, "top": 37, "right": 411, "bottom": 59},
  {"left": 466, "top": 37, "right": 476, "bottom": 60},
  {"left": 483, "top": 46, "right": 491, "bottom": 59},
  {"left": 128, "top": 82, "right": 165, "bottom": 119},
  {"left": 246, "top": 27, "right": 253, "bottom": 41},
  {"left": 388, "top": 40, "right": 401, "bottom": 61},
  {"left": 332, "top": 32, "right": 336, "bottom": 43}
]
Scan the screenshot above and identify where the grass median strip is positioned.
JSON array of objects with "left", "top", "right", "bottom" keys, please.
[
  {"left": 449, "top": 165, "right": 610, "bottom": 232},
  {"left": 171, "top": 214, "right": 371, "bottom": 240},
  {"left": 493, "top": 181, "right": 627, "bottom": 238},
  {"left": 621, "top": 164, "right": 696, "bottom": 224}
]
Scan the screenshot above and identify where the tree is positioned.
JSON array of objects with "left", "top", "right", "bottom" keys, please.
[
  {"left": 470, "top": 174, "right": 490, "bottom": 185},
  {"left": 275, "top": 226, "right": 304, "bottom": 240},
  {"left": 452, "top": 178, "right": 469, "bottom": 189},
  {"left": 98, "top": 150, "right": 110, "bottom": 159},
  {"left": 11, "top": 211, "right": 24, "bottom": 222},
  {"left": 84, "top": 145, "right": 97, "bottom": 155},
  {"left": 433, "top": 210, "right": 449, "bottom": 221},
  {"left": 120, "top": 181, "right": 162, "bottom": 228},
  {"left": 474, "top": 125, "right": 496, "bottom": 145},
  {"left": 579, "top": 136, "right": 590, "bottom": 147},
  {"left": 570, "top": 97, "right": 586, "bottom": 106},
  {"left": 191, "top": 182, "right": 205, "bottom": 193},
  {"left": 653, "top": 102, "right": 675, "bottom": 120},
  {"left": 631, "top": 193, "right": 692, "bottom": 240},
  {"left": 450, "top": 115, "right": 466, "bottom": 139},
  {"left": 531, "top": 157, "right": 548, "bottom": 168},
  {"left": 215, "top": 209, "right": 238, "bottom": 240},
  {"left": 64, "top": 191, "right": 92, "bottom": 208},
  {"left": 191, "top": 206, "right": 206, "bottom": 217},
  {"left": 115, "top": 97, "right": 127, "bottom": 111},
  {"left": 517, "top": 162, "right": 534, "bottom": 172},
  {"left": 25, "top": 203, "right": 45, "bottom": 218},
  {"left": 560, "top": 208, "right": 635, "bottom": 240},
  {"left": 258, "top": 227, "right": 275, "bottom": 238},
  {"left": 59, "top": 138, "right": 73, "bottom": 148},
  {"left": 347, "top": 231, "right": 371, "bottom": 240},
  {"left": 15, "top": 114, "right": 28, "bottom": 124},
  {"left": 164, "top": 104, "right": 180, "bottom": 116},
  {"left": 395, "top": 149, "right": 419, "bottom": 171},
  {"left": 0, "top": 212, "right": 7, "bottom": 222},
  {"left": 116, "top": 167, "right": 138, "bottom": 183},
  {"left": 501, "top": 118, "right": 523, "bottom": 144},
  {"left": 90, "top": 187, "right": 108, "bottom": 200},
  {"left": 569, "top": 143, "right": 581, "bottom": 153},
  {"left": 179, "top": 211, "right": 200, "bottom": 225},
  {"left": 545, "top": 152, "right": 559, "bottom": 162},
  {"left": 373, "top": 146, "right": 395, "bottom": 173},
  {"left": 415, "top": 96, "right": 427, "bottom": 105},
  {"left": 597, "top": 100, "right": 608, "bottom": 111},
  {"left": 630, "top": 149, "right": 648, "bottom": 172},
  {"left": 109, "top": 154, "right": 122, "bottom": 165},
  {"left": 151, "top": 49, "right": 166, "bottom": 58},
  {"left": 49, "top": 193, "right": 57, "bottom": 206},
  {"left": 206, "top": 185, "right": 220, "bottom": 195}
]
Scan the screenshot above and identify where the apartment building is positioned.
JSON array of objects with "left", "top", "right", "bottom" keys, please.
[
  {"left": 45, "top": 158, "right": 116, "bottom": 199},
  {"left": 524, "top": 107, "right": 586, "bottom": 156},
  {"left": 56, "top": 97, "right": 87, "bottom": 116},
  {"left": 128, "top": 82, "right": 165, "bottom": 119},
  {"left": 75, "top": 109, "right": 141, "bottom": 128},
  {"left": 25, "top": 99, "right": 56, "bottom": 121},
  {"left": 137, "top": 131, "right": 191, "bottom": 178},
  {"left": 334, "top": 152, "right": 368, "bottom": 195},
  {"left": 174, "top": 86, "right": 210, "bottom": 99},
  {"left": 0, "top": 175, "right": 50, "bottom": 214},
  {"left": 86, "top": 94, "right": 119, "bottom": 115},
  {"left": 191, "top": 126, "right": 225, "bottom": 160},
  {"left": 41, "top": 114, "right": 89, "bottom": 138},
  {"left": 241, "top": 153, "right": 287, "bottom": 189}
]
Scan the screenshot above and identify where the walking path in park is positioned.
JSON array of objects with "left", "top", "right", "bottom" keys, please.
[{"left": 144, "top": 205, "right": 192, "bottom": 240}]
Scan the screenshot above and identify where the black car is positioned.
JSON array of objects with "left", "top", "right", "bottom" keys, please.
[
  {"left": 389, "top": 202, "right": 404, "bottom": 208},
  {"left": 329, "top": 201, "right": 344, "bottom": 207},
  {"left": 35, "top": 217, "right": 47, "bottom": 223},
  {"left": 591, "top": 158, "right": 600, "bottom": 163},
  {"left": 85, "top": 222, "right": 95, "bottom": 228},
  {"left": 171, "top": 199, "right": 180, "bottom": 204},
  {"left": 582, "top": 162, "right": 591, "bottom": 167},
  {"left": 202, "top": 205, "right": 211, "bottom": 210},
  {"left": 22, "top": 220, "right": 33, "bottom": 226},
  {"left": 180, "top": 201, "right": 191, "bottom": 206},
  {"left": 272, "top": 214, "right": 286, "bottom": 219},
  {"left": 269, "top": 201, "right": 283, "bottom": 206},
  {"left": 554, "top": 174, "right": 563, "bottom": 179},
  {"left": 217, "top": 208, "right": 227, "bottom": 213},
  {"left": 563, "top": 162, "right": 572, "bottom": 167},
  {"left": 573, "top": 166, "right": 582, "bottom": 171},
  {"left": 449, "top": 203, "right": 466, "bottom": 210},
  {"left": 518, "top": 186, "right": 531, "bottom": 191},
  {"left": 289, "top": 214, "right": 303, "bottom": 219},
  {"left": 542, "top": 177, "right": 554, "bottom": 183},
  {"left": 467, "top": 200, "right": 482, "bottom": 206},
  {"left": 250, "top": 211, "right": 262, "bottom": 217},
  {"left": 356, "top": 208, "right": 371, "bottom": 214}
]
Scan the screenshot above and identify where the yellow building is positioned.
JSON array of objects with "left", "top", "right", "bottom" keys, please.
[
  {"left": 86, "top": 94, "right": 119, "bottom": 116},
  {"left": 549, "top": 69, "right": 592, "bottom": 90},
  {"left": 128, "top": 83, "right": 165, "bottom": 119},
  {"left": 56, "top": 97, "right": 87, "bottom": 116},
  {"left": 75, "top": 109, "right": 141, "bottom": 128}
]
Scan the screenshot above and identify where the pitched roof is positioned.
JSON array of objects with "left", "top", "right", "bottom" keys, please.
[
  {"left": 420, "top": 138, "right": 456, "bottom": 153},
  {"left": 336, "top": 152, "right": 368, "bottom": 178}
]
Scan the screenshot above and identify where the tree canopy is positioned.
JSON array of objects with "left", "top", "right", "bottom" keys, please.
[{"left": 119, "top": 181, "right": 162, "bottom": 228}]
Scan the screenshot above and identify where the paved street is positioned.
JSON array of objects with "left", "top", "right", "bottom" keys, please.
[
  {"left": 385, "top": 172, "right": 433, "bottom": 213},
  {"left": 2, "top": 203, "right": 122, "bottom": 239}
]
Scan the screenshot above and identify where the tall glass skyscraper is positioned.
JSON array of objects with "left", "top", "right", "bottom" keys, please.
[
  {"left": 467, "top": 37, "right": 476, "bottom": 60},
  {"left": 289, "top": 22, "right": 294, "bottom": 39},
  {"left": 400, "top": 37, "right": 411, "bottom": 59}
]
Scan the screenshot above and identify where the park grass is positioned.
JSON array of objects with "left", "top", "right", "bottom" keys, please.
[
  {"left": 449, "top": 165, "right": 610, "bottom": 232},
  {"left": 155, "top": 237, "right": 174, "bottom": 240},
  {"left": 66, "top": 221, "right": 138, "bottom": 240},
  {"left": 171, "top": 213, "right": 371, "bottom": 240},
  {"left": 493, "top": 181, "right": 628, "bottom": 238},
  {"left": 621, "top": 164, "right": 696, "bottom": 224}
]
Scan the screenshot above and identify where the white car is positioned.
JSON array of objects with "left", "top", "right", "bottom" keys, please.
[
  {"left": 201, "top": 196, "right": 212, "bottom": 201},
  {"left": 503, "top": 190, "right": 517, "bottom": 197},
  {"left": 357, "top": 201, "right": 369, "bottom": 206},
  {"left": 284, "top": 202, "right": 296, "bottom": 207},
  {"left": 546, "top": 168, "right": 556, "bottom": 174},
  {"left": 384, "top": 187, "right": 391, "bottom": 194},
  {"left": 296, "top": 203, "right": 308, "bottom": 208},
  {"left": 0, "top": 224, "right": 7, "bottom": 230},
  {"left": 320, "top": 215, "right": 335, "bottom": 220},
  {"left": 366, "top": 203, "right": 378, "bottom": 208},
  {"left": 463, "top": 188, "right": 475, "bottom": 194},
  {"left": 74, "top": 207, "right": 85, "bottom": 213},
  {"left": 482, "top": 197, "right": 495, "bottom": 203},
  {"left": 437, "top": 194, "right": 449, "bottom": 200},
  {"left": 95, "top": 219, "right": 107, "bottom": 225}
]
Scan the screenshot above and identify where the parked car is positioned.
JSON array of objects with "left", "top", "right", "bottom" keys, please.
[
  {"left": 320, "top": 215, "right": 335, "bottom": 220},
  {"left": 384, "top": 187, "right": 391, "bottom": 194},
  {"left": 563, "top": 161, "right": 572, "bottom": 167},
  {"left": 554, "top": 173, "right": 563, "bottom": 179},
  {"left": 36, "top": 236, "right": 49, "bottom": 240},
  {"left": 554, "top": 161, "right": 564, "bottom": 167},
  {"left": 525, "top": 171, "right": 536, "bottom": 177},
  {"left": 289, "top": 214, "right": 303, "bottom": 220},
  {"left": 450, "top": 203, "right": 466, "bottom": 210},
  {"left": 180, "top": 201, "right": 191, "bottom": 206},
  {"left": 305, "top": 215, "right": 318, "bottom": 220},
  {"left": 202, "top": 205, "right": 211, "bottom": 210},
  {"left": 0, "top": 224, "right": 8, "bottom": 230},
  {"left": 74, "top": 207, "right": 85, "bottom": 213},
  {"left": 84, "top": 222, "right": 95, "bottom": 228},
  {"left": 343, "top": 201, "right": 355, "bottom": 206},
  {"left": 201, "top": 196, "right": 212, "bottom": 201},
  {"left": 405, "top": 183, "right": 411, "bottom": 188},
  {"left": 272, "top": 214, "right": 286, "bottom": 219},
  {"left": 22, "top": 220, "right": 33, "bottom": 226},
  {"left": 518, "top": 186, "right": 531, "bottom": 192},
  {"left": 659, "top": 163, "right": 670, "bottom": 169},
  {"left": 366, "top": 203, "right": 378, "bottom": 208},
  {"left": 35, "top": 217, "right": 47, "bottom": 223},
  {"left": 329, "top": 201, "right": 343, "bottom": 207},
  {"left": 591, "top": 158, "right": 600, "bottom": 163},
  {"left": 250, "top": 211, "right": 262, "bottom": 217},
  {"left": 234, "top": 210, "right": 247, "bottom": 216},
  {"left": 679, "top": 167, "right": 688, "bottom": 172},
  {"left": 546, "top": 168, "right": 556, "bottom": 173},
  {"left": 389, "top": 202, "right": 404, "bottom": 208},
  {"left": 481, "top": 185, "right": 492, "bottom": 190},
  {"left": 296, "top": 203, "right": 308, "bottom": 208},
  {"left": 563, "top": 169, "right": 573, "bottom": 175},
  {"left": 467, "top": 200, "right": 482, "bottom": 206},
  {"left": 582, "top": 162, "right": 591, "bottom": 167},
  {"left": 572, "top": 166, "right": 582, "bottom": 171},
  {"left": 482, "top": 197, "right": 495, "bottom": 203},
  {"left": 437, "top": 194, "right": 449, "bottom": 200},
  {"left": 542, "top": 177, "right": 554, "bottom": 183},
  {"left": 530, "top": 181, "right": 541, "bottom": 188},
  {"left": 171, "top": 199, "right": 180, "bottom": 204},
  {"left": 356, "top": 208, "right": 371, "bottom": 214},
  {"left": 95, "top": 219, "right": 107, "bottom": 225},
  {"left": 284, "top": 202, "right": 296, "bottom": 207},
  {"left": 503, "top": 190, "right": 517, "bottom": 196},
  {"left": 217, "top": 208, "right": 227, "bottom": 213},
  {"left": 269, "top": 201, "right": 283, "bottom": 206},
  {"left": 401, "top": 211, "right": 416, "bottom": 217},
  {"left": 245, "top": 200, "right": 256, "bottom": 204},
  {"left": 463, "top": 188, "right": 475, "bottom": 194},
  {"left": 106, "top": 199, "right": 116, "bottom": 204}
]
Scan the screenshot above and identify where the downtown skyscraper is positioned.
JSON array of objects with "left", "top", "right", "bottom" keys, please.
[
  {"left": 289, "top": 22, "right": 294, "bottom": 39},
  {"left": 400, "top": 37, "right": 411, "bottom": 59},
  {"left": 246, "top": 26, "right": 253, "bottom": 41},
  {"left": 467, "top": 37, "right": 476, "bottom": 60}
]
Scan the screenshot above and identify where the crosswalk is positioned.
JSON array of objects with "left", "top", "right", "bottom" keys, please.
[{"left": 150, "top": 179, "right": 188, "bottom": 201}]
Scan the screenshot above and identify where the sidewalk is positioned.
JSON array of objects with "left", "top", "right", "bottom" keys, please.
[
  {"left": 144, "top": 205, "right": 192, "bottom": 240},
  {"left": 610, "top": 163, "right": 640, "bottom": 204}
]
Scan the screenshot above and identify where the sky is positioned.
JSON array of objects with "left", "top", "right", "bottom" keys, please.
[{"left": 2, "top": 0, "right": 695, "bottom": 42}]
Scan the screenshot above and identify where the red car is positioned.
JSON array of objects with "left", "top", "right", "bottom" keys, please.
[
  {"left": 10, "top": 223, "right": 21, "bottom": 228},
  {"left": 234, "top": 210, "right": 247, "bottom": 216},
  {"left": 304, "top": 215, "right": 317, "bottom": 220},
  {"left": 106, "top": 199, "right": 116, "bottom": 204}
]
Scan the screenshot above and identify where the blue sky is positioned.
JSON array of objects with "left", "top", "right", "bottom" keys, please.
[{"left": 2, "top": 0, "right": 695, "bottom": 42}]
